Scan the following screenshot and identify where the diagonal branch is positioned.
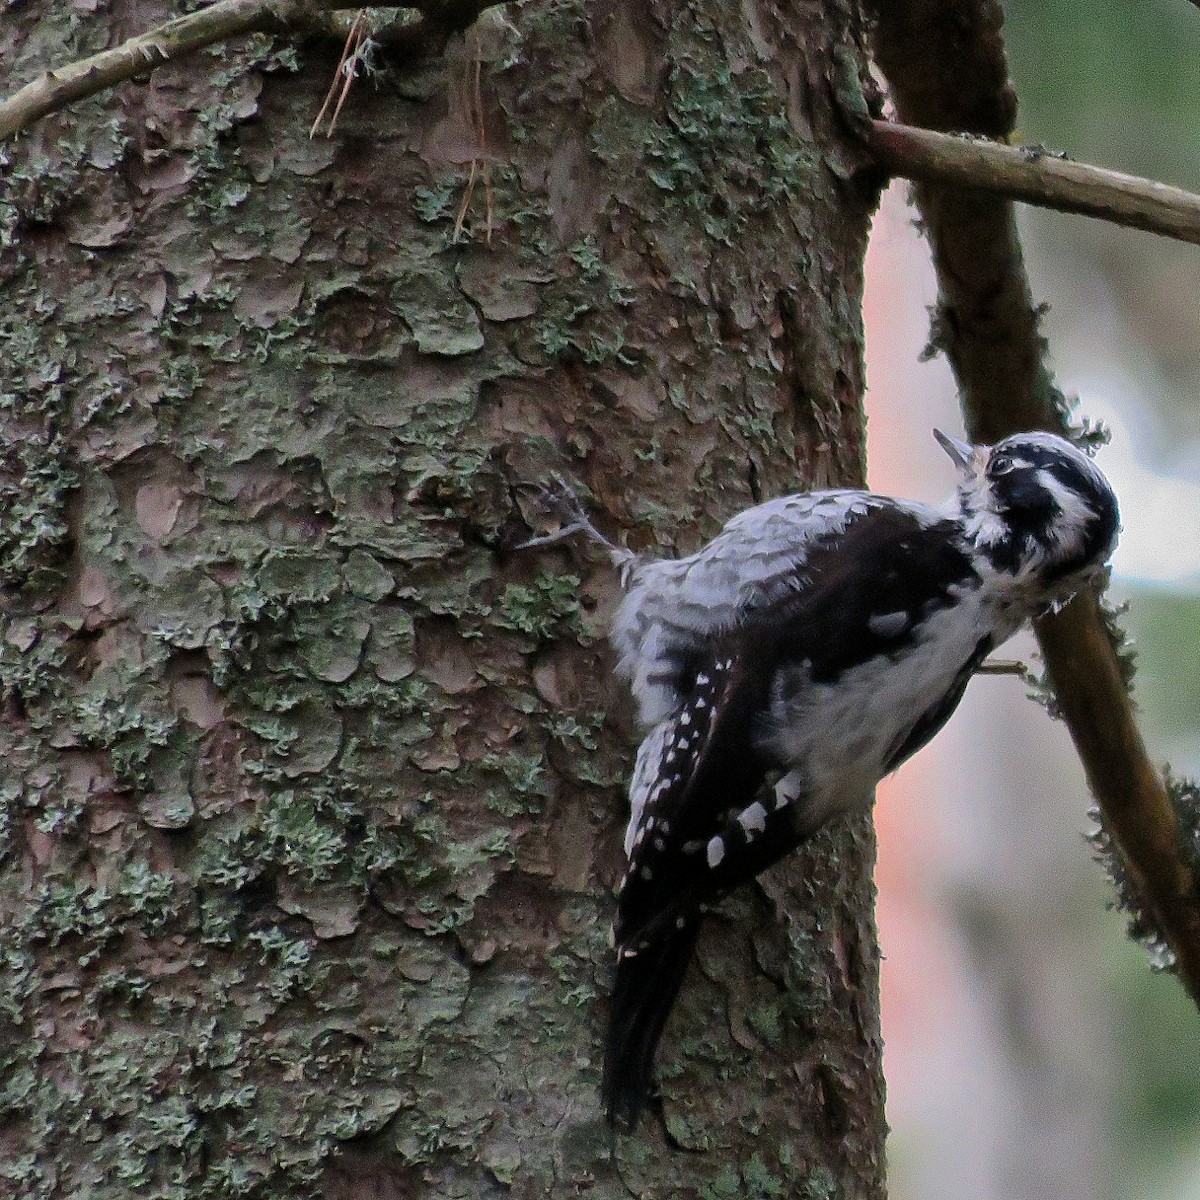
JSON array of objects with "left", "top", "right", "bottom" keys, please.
[
  {"left": 869, "top": 0, "right": 1200, "bottom": 1008},
  {"left": 870, "top": 119, "right": 1200, "bottom": 247},
  {"left": 0, "top": 0, "right": 504, "bottom": 142},
  {"left": 0, "top": 0, "right": 342, "bottom": 140}
]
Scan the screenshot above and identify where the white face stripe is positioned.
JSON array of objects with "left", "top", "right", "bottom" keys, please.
[{"left": 1033, "top": 466, "right": 1096, "bottom": 550}]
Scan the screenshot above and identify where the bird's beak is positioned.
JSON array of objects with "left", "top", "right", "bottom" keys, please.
[{"left": 933, "top": 429, "right": 976, "bottom": 474}]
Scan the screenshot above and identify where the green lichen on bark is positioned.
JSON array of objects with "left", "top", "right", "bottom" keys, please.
[
  {"left": 0, "top": 0, "right": 883, "bottom": 1196},
  {"left": 0, "top": 289, "right": 80, "bottom": 594},
  {"left": 1088, "top": 770, "right": 1200, "bottom": 974}
]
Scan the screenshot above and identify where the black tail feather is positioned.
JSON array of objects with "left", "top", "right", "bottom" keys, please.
[{"left": 602, "top": 916, "right": 701, "bottom": 1131}]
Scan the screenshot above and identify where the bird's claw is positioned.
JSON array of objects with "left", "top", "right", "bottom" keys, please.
[{"left": 516, "top": 474, "right": 637, "bottom": 576}]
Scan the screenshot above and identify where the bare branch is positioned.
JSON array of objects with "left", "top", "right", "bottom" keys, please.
[
  {"left": 870, "top": 0, "right": 1200, "bottom": 1008},
  {"left": 0, "top": 0, "right": 345, "bottom": 140},
  {"left": 0, "top": 0, "right": 504, "bottom": 142},
  {"left": 871, "top": 120, "right": 1200, "bottom": 248}
]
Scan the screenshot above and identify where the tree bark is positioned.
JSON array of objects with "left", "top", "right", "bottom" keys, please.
[{"left": 0, "top": 1, "right": 884, "bottom": 1196}]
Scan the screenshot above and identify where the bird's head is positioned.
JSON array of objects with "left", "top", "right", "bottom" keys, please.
[{"left": 935, "top": 429, "right": 1120, "bottom": 589}]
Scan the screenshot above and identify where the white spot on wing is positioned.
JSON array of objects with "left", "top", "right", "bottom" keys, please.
[
  {"left": 773, "top": 769, "right": 804, "bottom": 810},
  {"left": 706, "top": 836, "right": 725, "bottom": 868},
  {"left": 737, "top": 801, "right": 768, "bottom": 836}
]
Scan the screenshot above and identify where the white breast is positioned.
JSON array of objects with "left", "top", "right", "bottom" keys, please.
[{"left": 758, "top": 585, "right": 1019, "bottom": 824}]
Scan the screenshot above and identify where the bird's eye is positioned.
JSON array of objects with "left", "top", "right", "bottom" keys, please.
[{"left": 989, "top": 453, "right": 1016, "bottom": 476}]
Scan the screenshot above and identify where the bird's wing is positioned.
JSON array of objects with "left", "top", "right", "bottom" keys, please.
[
  {"left": 612, "top": 493, "right": 945, "bottom": 726},
  {"left": 615, "top": 638, "right": 785, "bottom": 946}
]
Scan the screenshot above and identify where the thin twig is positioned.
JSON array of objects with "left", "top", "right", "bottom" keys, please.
[
  {"left": 871, "top": 119, "right": 1200, "bottom": 247},
  {"left": 0, "top": 0, "right": 505, "bottom": 142},
  {"left": 870, "top": 0, "right": 1200, "bottom": 1008},
  {"left": 454, "top": 157, "right": 478, "bottom": 242},
  {"left": 452, "top": 29, "right": 493, "bottom": 243},
  {"left": 327, "top": 10, "right": 368, "bottom": 136},
  {"left": 310, "top": 7, "right": 365, "bottom": 139},
  {"left": 472, "top": 37, "right": 494, "bottom": 243}
]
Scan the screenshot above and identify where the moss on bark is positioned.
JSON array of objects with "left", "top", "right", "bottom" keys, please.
[{"left": 0, "top": 1, "right": 884, "bottom": 1195}]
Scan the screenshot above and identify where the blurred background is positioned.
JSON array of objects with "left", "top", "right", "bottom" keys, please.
[{"left": 863, "top": 3, "right": 1200, "bottom": 1197}]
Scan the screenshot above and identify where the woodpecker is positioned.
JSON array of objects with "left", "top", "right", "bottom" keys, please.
[{"left": 523, "top": 430, "right": 1119, "bottom": 1129}]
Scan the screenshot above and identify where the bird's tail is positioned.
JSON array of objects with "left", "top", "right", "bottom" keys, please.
[{"left": 601, "top": 915, "right": 701, "bottom": 1131}]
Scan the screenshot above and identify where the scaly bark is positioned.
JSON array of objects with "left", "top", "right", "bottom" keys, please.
[{"left": 0, "top": 1, "right": 884, "bottom": 1195}]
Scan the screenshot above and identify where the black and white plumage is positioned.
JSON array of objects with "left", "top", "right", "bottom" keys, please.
[{"left": 597, "top": 430, "right": 1119, "bottom": 1130}]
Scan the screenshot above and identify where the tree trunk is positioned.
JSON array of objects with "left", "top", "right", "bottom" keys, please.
[{"left": 0, "top": 2, "right": 884, "bottom": 1196}]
